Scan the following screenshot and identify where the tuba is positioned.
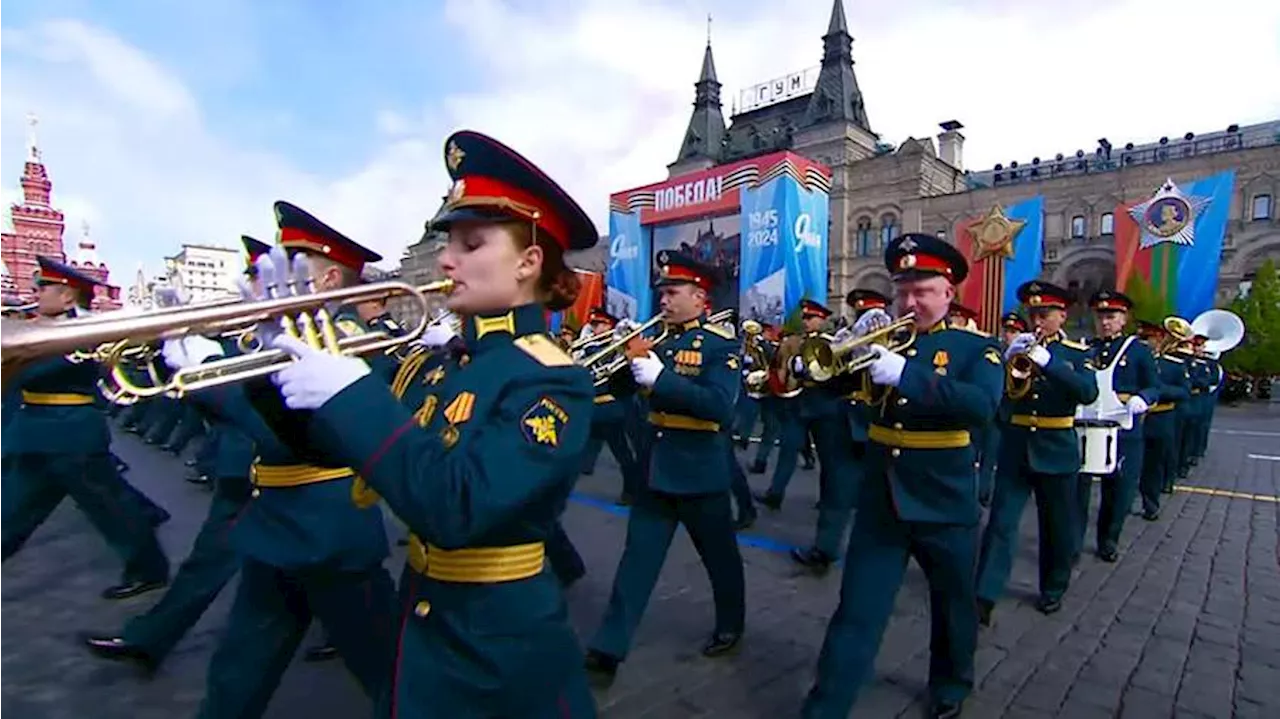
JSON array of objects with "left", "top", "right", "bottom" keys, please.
[
  {"left": 1190, "top": 309, "right": 1244, "bottom": 357},
  {"left": 1155, "top": 316, "right": 1193, "bottom": 357}
]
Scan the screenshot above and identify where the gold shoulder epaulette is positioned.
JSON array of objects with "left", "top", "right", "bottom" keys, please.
[
  {"left": 702, "top": 323, "right": 735, "bottom": 340},
  {"left": 954, "top": 324, "right": 990, "bottom": 337},
  {"left": 336, "top": 318, "right": 364, "bottom": 338},
  {"left": 515, "top": 334, "right": 574, "bottom": 367},
  {"left": 1059, "top": 338, "right": 1089, "bottom": 351}
]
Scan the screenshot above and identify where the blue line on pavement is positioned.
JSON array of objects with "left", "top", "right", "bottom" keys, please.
[{"left": 569, "top": 492, "right": 804, "bottom": 557}]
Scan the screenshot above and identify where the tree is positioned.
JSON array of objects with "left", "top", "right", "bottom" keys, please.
[
  {"left": 1223, "top": 258, "right": 1280, "bottom": 377},
  {"left": 1124, "top": 273, "right": 1173, "bottom": 331}
]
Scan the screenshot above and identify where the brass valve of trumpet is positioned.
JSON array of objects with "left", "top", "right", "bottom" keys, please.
[
  {"left": 799, "top": 313, "right": 917, "bottom": 382},
  {"left": 1005, "top": 329, "right": 1049, "bottom": 400},
  {"left": 576, "top": 314, "right": 667, "bottom": 387}
]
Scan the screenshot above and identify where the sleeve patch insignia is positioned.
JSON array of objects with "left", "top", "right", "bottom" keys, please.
[
  {"left": 984, "top": 348, "right": 1002, "bottom": 365},
  {"left": 933, "top": 350, "right": 949, "bottom": 368},
  {"left": 727, "top": 355, "right": 740, "bottom": 370},
  {"left": 521, "top": 396, "right": 569, "bottom": 448}
]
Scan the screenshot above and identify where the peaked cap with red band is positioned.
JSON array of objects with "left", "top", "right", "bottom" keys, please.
[
  {"left": 35, "top": 256, "right": 101, "bottom": 293},
  {"left": 588, "top": 307, "right": 618, "bottom": 327},
  {"left": 431, "top": 130, "right": 599, "bottom": 252},
  {"left": 1089, "top": 290, "right": 1133, "bottom": 313},
  {"left": 846, "top": 289, "right": 888, "bottom": 312},
  {"left": 885, "top": 232, "right": 969, "bottom": 284},
  {"left": 274, "top": 201, "right": 382, "bottom": 273},
  {"left": 654, "top": 250, "right": 718, "bottom": 291},
  {"left": 1017, "top": 280, "right": 1072, "bottom": 310},
  {"left": 241, "top": 235, "right": 272, "bottom": 275},
  {"left": 800, "top": 299, "right": 833, "bottom": 320},
  {"left": 1002, "top": 312, "right": 1029, "bottom": 332}
]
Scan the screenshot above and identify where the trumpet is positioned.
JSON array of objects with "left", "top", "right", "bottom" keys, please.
[
  {"left": 740, "top": 319, "right": 770, "bottom": 391},
  {"left": 578, "top": 314, "right": 668, "bottom": 386},
  {"left": 799, "top": 313, "right": 917, "bottom": 382},
  {"left": 2, "top": 278, "right": 455, "bottom": 398},
  {"left": 1005, "top": 328, "right": 1050, "bottom": 400}
]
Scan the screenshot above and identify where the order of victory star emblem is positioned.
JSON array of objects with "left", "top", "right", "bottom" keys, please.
[{"left": 1129, "top": 177, "right": 1210, "bottom": 249}]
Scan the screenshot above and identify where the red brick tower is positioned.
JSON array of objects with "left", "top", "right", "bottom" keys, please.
[{"left": 0, "top": 114, "right": 120, "bottom": 309}]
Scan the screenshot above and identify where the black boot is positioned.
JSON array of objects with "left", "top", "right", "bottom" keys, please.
[{"left": 81, "top": 634, "right": 158, "bottom": 673}]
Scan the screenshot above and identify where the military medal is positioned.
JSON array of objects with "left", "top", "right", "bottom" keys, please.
[{"left": 440, "top": 425, "right": 460, "bottom": 448}]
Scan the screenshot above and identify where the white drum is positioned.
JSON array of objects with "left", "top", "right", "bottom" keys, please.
[{"left": 1077, "top": 419, "right": 1120, "bottom": 475}]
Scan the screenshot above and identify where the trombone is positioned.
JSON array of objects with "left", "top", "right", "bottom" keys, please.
[
  {"left": 2, "top": 278, "right": 455, "bottom": 399},
  {"left": 799, "top": 313, "right": 917, "bottom": 382}
]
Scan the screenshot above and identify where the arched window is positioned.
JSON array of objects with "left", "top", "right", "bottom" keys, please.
[
  {"left": 855, "top": 217, "right": 873, "bottom": 256},
  {"left": 879, "top": 214, "right": 898, "bottom": 249}
]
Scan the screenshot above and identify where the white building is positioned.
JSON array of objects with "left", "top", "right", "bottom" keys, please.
[{"left": 163, "top": 243, "right": 241, "bottom": 303}]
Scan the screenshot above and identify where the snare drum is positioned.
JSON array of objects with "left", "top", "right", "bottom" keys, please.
[{"left": 1076, "top": 419, "right": 1120, "bottom": 475}]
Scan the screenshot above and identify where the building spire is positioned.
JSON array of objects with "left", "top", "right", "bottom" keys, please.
[
  {"left": 803, "top": 0, "right": 871, "bottom": 131},
  {"left": 26, "top": 112, "right": 41, "bottom": 162},
  {"left": 671, "top": 32, "right": 727, "bottom": 168},
  {"left": 76, "top": 220, "right": 100, "bottom": 265}
]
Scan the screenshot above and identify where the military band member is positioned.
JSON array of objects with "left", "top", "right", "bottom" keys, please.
[
  {"left": 1135, "top": 320, "right": 1189, "bottom": 519},
  {"left": 789, "top": 289, "right": 886, "bottom": 572},
  {"left": 1, "top": 257, "right": 171, "bottom": 600},
  {"left": 192, "top": 204, "right": 398, "bottom": 718},
  {"left": 263, "top": 131, "right": 600, "bottom": 717},
  {"left": 579, "top": 307, "right": 643, "bottom": 503},
  {"left": 1187, "top": 336, "right": 1220, "bottom": 470},
  {"left": 802, "top": 234, "right": 1003, "bottom": 719},
  {"left": 84, "top": 236, "right": 283, "bottom": 670},
  {"left": 745, "top": 323, "right": 785, "bottom": 472},
  {"left": 1079, "top": 290, "right": 1161, "bottom": 563},
  {"left": 585, "top": 250, "right": 745, "bottom": 685},
  {"left": 975, "top": 282, "right": 1097, "bottom": 624}
]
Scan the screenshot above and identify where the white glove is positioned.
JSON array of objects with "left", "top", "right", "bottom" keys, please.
[
  {"left": 1027, "top": 345, "right": 1051, "bottom": 368},
  {"left": 160, "top": 336, "right": 225, "bottom": 370},
  {"left": 745, "top": 370, "right": 767, "bottom": 387},
  {"left": 236, "top": 247, "right": 311, "bottom": 349},
  {"left": 1004, "top": 332, "right": 1035, "bottom": 361},
  {"left": 832, "top": 326, "right": 855, "bottom": 344},
  {"left": 790, "top": 355, "right": 806, "bottom": 375},
  {"left": 417, "top": 317, "right": 457, "bottom": 349},
  {"left": 1127, "top": 395, "right": 1150, "bottom": 416},
  {"left": 742, "top": 353, "right": 754, "bottom": 367},
  {"left": 270, "top": 334, "right": 371, "bottom": 410},
  {"left": 868, "top": 344, "right": 906, "bottom": 387},
  {"left": 629, "top": 351, "right": 664, "bottom": 388},
  {"left": 853, "top": 308, "right": 892, "bottom": 338}
]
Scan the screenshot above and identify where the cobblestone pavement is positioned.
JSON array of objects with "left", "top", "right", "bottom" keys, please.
[{"left": 3, "top": 403, "right": 1277, "bottom": 718}]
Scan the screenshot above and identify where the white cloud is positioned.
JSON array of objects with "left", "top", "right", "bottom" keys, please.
[{"left": 2, "top": 0, "right": 1277, "bottom": 286}]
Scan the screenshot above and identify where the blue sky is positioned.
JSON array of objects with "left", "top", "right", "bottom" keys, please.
[{"left": 2, "top": 0, "right": 1278, "bottom": 292}]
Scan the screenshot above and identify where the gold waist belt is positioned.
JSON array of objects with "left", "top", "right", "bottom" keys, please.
[
  {"left": 21, "top": 391, "right": 94, "bottom": 406},
  {"left": 868, "top": 425, "right": 971, "bottom": 449},
  {"left": 407, "top": 536, "right": 546, "bottom": 583},
  {"left": 1008, "top": 415, "right": 1076, "bottom": 430},
  {"left": 251, "top": 463, "right": 354, "bottom": 488},
  {"left": 1149, "top": 402, "right": 1175, "bottom": 413},
  {"left": 648, "top": 411, "right": 720, "bottom": 432}
]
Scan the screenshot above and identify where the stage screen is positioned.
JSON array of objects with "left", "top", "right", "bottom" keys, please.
[
  {"left": 651, "top": 214, "right": 741, "bottom": 317},
  {"left": 607, "top": 150, "right": 831, "bottom": 326}
]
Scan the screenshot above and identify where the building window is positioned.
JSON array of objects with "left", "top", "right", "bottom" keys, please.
[
  {"left": 856, "top": 217, "right": 873, "bottom": 256},
  {"left": 879, "top": 214, "right": 898, "bottom": 249},
  {"left": 1100, "top": 212, "right": 1114, "bottom": 235},
  {"left": 1252, "top": 194, "right": 1272, "bottom": 221},
  {"left": 1070, "top": 215, "right": 1086, "bottom": 238}
]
